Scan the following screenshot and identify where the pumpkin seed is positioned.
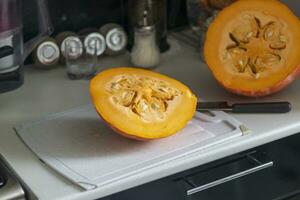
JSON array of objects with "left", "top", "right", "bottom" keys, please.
[
  {"left": 111, "top": 82, "right": 121, "bottom": 91},
  {"left": 246, "top": 31, "right": 254, "bottom": 38},
  {"left": 151, "top": 103, "right": 160, "bottom": 110},
  {"left": 229, "top": 33, "right": 241, "bottom": 44},
  {"left": 280, "top": 35, "right": 287, "bottom": 42},
  {"left": 254, "top": 17, "right": 261, "bottom": 38},
  {"left": 266, "top": 31, "right": 274, "bottom": 38},
  {"left": 255, "top": 73, "right": 260, "bottom": 79},
  {"left": 238, "top": 59, "right": 246, "bottom": 67},
  {"left": 254, "top": 17, "right": 262, "bottom": 29},
  {"left": 226, "top": 44, "right": 238, "bottom": 50},
  {"left": 229, "top": 47, "right": 247, "bottom": 55},
  {"left": 237, "top": 57, "right": 249, "bottom": 73},
  {"left": 266, "top": 53, "right": 281, "bottom": 63},
  {"left": 140, "top": 100, "right": 149, "bottom": 111},
  {"left": 248, "top": 61, "right": 258, "bottom": 74},
  {"left": 270, "top": 41, "right": 286, "bottom": 50},
  {"left": 120, "top": 90, "right": 136, "bottom": 107},
  {"left": 263, "top": 22, "right": 279, "bottom": 41}
]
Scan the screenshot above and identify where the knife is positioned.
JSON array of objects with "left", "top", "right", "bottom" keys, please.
[{"left": 196, "top": 101, "right": 292, "bottom": 113}]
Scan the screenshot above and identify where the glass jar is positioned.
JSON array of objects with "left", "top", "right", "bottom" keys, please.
[{"left": 131, "top": 26, "right": 160, "bottom": 68}]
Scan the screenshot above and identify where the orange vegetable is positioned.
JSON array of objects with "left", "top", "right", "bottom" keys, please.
[
  {"left": 90, "top": 67, "right": 197, "bottom": 140},
  {"left": 204, "top": 0, "right": 300, "bottom": 97}
]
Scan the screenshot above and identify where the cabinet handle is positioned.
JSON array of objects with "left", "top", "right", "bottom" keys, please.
[{"left": 187, "top": 160, "right": 273, "bottom": 195}]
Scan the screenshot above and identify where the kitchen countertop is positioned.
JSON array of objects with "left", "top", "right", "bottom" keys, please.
[{"left": 1, "top": 38, "right": 300, "bottom": 200}]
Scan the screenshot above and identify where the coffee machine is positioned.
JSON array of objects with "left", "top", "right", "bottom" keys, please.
[{"left": 0, "top": 0, "right": 52, "bottom": 93}]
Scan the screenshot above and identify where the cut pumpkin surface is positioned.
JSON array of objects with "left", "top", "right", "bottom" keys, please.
[
  {"left": 90, "top": 67, "right": 197, "bottom": 140},
  {"left": 204, "top": 0, "right": 300, "bottom": 97}
]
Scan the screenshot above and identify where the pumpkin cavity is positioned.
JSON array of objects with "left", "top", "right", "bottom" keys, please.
[
  {"left": 225, "top": 15, "right": 287, "bottom": 77},
  {"left": 107, "top": 75, "right": 182, "bottom": 121}
]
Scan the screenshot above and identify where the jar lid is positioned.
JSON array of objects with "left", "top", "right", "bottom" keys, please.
[
  {"left": 61, "top": 36, "right": 83, "bottom": 59},
  {"left": 37, "top": 41, "right": 60, "bottom": 65},
  {"left": 84, "top": 33, "right": 106, "bottom": 56},
  {"left": 106, "top": 28, "right": 127, "bottom": 52}
]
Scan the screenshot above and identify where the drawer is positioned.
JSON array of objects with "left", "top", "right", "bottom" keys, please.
[
  {"left": 176, "top": 151, "right": 275, "bottom": 200},
  {"left": 103, "top": 134, "right": 300, "bottom": 200},
  {"left": 175, "top": 137, "right": 300, "bottom": 200},
  {"left": 285, "top": 192, "right": 300, "bottom": 200},
  {"left": 274, "top": 190, "right": 300, "bottom": 200},
  {"left": 104, "top": 177, "right": 181, "bottom": 200}
]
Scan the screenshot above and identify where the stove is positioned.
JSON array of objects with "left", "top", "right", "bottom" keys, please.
[{"left": 0, "top": 158, "right": 26, "bottom": 200}]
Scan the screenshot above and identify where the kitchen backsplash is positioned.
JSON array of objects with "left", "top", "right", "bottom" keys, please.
[
  {"left": 23, "top": 0, "right": 299, "bottom": 42},
  {"left": 24, "top": 0, "right": 188, "bottom": 41}
]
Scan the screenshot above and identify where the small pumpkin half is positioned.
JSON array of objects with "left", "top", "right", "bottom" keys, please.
[
  {"left": 90, "top": 67, "right": 197, "bottom": 140},
  {"left": 204, "top": 0, "right": 300, "bottom": 97}
]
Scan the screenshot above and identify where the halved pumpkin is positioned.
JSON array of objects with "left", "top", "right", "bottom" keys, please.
[
  {"left": 90, "top": 67, "right": 197, "bottom": 140},
  {"left": 204, "top": 0, "right": 300, "bottom": 97}
]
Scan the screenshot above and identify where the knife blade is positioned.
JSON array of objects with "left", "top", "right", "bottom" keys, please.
[{"left": 197, "top": 101, "right": 292, "bottom": 113}]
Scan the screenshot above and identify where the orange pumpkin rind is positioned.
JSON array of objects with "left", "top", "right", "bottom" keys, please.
[
  {"left": 90, "top": 67, "right": 197, "bottom": 140},
  {"left": 204, "top": 0, "right": 300, "bottom": 97}
]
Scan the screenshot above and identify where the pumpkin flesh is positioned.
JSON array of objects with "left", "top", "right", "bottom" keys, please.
[
  {"left": 90, "top": 67, "right": 197, "bottom": 140},
  {"left": 205, "top": 0, "right": 300, "bottom": 97}
]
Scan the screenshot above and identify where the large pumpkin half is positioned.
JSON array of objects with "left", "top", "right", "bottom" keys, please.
[
  {"left": 90, "top": 67, "right": 197, "bottom": 140},
  {"left": 204, "top": 0, "right": 300, "bottom": 97}
]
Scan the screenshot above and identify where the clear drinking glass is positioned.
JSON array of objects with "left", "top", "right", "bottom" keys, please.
[{"left": 64, "top": 38, "right": 98, "bottom": 80}]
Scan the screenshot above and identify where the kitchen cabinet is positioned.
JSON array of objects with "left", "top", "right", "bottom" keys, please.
[
  {"left": 102, "top": 132, "right": 300, "bottom": 200},
  {"left": 284, "top": 192, "right": 300, "bottom": 200}
]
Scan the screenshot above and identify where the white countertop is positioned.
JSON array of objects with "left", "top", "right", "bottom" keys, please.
[{"left": 1, "top": 38, "right": 300, "bottom": 200}]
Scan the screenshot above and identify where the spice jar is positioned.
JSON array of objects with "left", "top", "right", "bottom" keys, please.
[
  {"left": 100, "top": 23, "right": 127, "bottom": 56},
  {"left": 33, "top": 37, "right": 60, "bottom": 69},
  {"left": 83, "top": 32, "right": 106, "bottom": 57},
  {"left": 128, "top": 0, "right": 169, "bottom": 52},
  {"left": 131, "top": 11, "right": 160, "bottom": 68},
  {"left": 55, "top": 31, "right": 79, "bottom": 64}
]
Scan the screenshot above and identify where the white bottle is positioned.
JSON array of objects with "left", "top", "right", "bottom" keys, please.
[{"left": 131, "top": 15, "right": 160, "bottom": 68}]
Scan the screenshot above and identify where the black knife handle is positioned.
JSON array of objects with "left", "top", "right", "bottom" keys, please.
[{"left": 232, "top": 102, "right": 292, "bottom": 113}]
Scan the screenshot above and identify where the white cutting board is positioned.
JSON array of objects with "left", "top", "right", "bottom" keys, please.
[{"left": 15, "top": 105, "right": 247, "bottom": 190}]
